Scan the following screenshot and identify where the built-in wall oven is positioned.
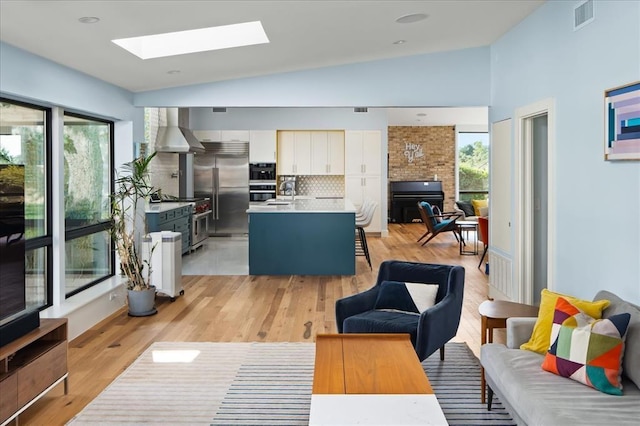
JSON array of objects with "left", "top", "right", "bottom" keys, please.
[{"left": 249, "top": 163, "right": 276, "bottom": 202}]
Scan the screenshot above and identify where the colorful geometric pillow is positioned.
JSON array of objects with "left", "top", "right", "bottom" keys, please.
[
  {"left": 374, "top": 281, "right": 439, "bottom": 314},
  {"left": 521, "top": 289, "right": 611, "bottom": 354},
  {"left": 541, "top": 297, "right": 631, "bottom": 395}
]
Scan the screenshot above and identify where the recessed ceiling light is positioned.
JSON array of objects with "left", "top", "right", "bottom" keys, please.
[
  {"left": 393, "top": 40, "right": 406, "bottom": 45},
  {"left": 167, "top": 70, "right": 181, "bottom": 75},
  {"left": 78, "top": 16, "right": 100, "bottom": 24},
  {"left": 112, "top": 21, "right": 269, "bottom": 60},
  {"left": 395, "top": 13, "right": 429, "bottom": 24}
]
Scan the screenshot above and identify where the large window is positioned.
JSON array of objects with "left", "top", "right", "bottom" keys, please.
[
  {"left": 458, "top": 132, "right": 489, "bottom": 201},
  {"left": 0, "top": 99, "right": 52, "bottom": 312},
  {"left": 63, "top": 113, "right": 114, "bottom": 297}
]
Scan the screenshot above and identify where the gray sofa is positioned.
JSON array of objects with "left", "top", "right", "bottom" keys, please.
[{"left": 481, "top": 290, "right": 640, "bottom": 425}]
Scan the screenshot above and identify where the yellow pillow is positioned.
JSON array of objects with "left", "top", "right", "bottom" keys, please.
[
  {"left": 471, "top": 199, "right": 488, "bottom": 216},
  {"left": 520, "top": 289, "right": 610, "bottom": 354}
]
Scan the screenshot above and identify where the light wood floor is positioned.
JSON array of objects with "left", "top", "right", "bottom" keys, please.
[{"left": 18, "top": 223, "right": 492, "bottom": 425}]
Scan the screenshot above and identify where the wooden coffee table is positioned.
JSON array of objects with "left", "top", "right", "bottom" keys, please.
[
  {"left": 310, "top": 333, "right": 448, "bottom": 425},
  {"left": 479, "top": 300, "right": 539, "bottom": 403}
]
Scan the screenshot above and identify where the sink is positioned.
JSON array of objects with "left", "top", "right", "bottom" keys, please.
[{"left": 266, "top": 201, "right": 291, "bottom": 205}]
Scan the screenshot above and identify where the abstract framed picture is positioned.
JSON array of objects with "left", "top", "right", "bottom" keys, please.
[{"left": 604, "top": 81, "right": 640, "bottom": 161}]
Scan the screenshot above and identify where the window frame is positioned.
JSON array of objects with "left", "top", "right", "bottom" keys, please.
[
  {"left": 457, "top": 131, "right": 489, "bottom": 201},
  {"left": 0, "top": 96, "right": 53, "bottom": 312},
  {"left": 62, "top": 111, "right": 115, "bottom": 298}
]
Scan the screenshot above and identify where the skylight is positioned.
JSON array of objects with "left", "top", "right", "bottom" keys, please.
[{"left": 112, "top": 21, "right": 269, "bottom": 60}]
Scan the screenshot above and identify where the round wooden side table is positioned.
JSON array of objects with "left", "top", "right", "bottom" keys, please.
[{"left": 479, "top": 299, "right": 539, "bottom": 404}]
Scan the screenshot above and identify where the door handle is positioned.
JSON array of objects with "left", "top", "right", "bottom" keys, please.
[{"left": 213, "top": 168, "right": 220, "bottom": 219}]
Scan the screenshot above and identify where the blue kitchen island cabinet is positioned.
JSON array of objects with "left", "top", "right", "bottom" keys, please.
[{"left": 247, "top": 199, "right": 356, "bottom": 275}]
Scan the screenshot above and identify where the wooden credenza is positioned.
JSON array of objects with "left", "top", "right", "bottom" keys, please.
[{"left": 0, "top": 318, "right": 68, "bottom": 425}]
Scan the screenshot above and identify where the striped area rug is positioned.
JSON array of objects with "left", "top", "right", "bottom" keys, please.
[
  {"left": 67, "top": 341, "right": 513, "bottom": 425},
  {"left": 422, "top": 343, "right": 515, "bottom": 426}
]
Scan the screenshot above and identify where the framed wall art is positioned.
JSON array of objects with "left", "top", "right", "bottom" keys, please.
[{"left": 604, "top": 81, "right": 640, "bottom": 160}]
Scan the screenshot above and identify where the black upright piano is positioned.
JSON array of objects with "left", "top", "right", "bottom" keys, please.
[{"left": 389, "top": 181, "right": 445, "bottom": 223}]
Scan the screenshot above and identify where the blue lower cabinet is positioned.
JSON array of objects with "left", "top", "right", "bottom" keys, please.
[
  {"left": 147, "top": 206, "right": 192, "bottom": 255},
  {"left": 248, "top": 212, "right": 355, "bottom": 275}
]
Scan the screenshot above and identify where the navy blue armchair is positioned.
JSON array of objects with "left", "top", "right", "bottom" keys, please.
[{"left": 335, "top": 260, "right": 465, "bottom": 361}]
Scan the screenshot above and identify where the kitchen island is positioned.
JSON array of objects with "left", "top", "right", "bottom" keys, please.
[{"left": 247, "top": 198, "right": 356, "bottom": 275}]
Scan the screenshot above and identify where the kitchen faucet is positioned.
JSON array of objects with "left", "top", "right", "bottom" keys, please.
[{"left": 279, "top": 180, "right": 296, "bottom": 201}]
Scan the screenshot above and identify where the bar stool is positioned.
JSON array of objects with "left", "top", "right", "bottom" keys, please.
[
  {"left": 355, "top": 199, "right": 373, "bottom": 220},
  {"left": 355, "top": 202, "right": 376, "bottom": 270}
]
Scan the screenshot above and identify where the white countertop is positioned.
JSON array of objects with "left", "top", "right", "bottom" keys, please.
[
  {"left": 145, "top": 202, "right": 194, "bottom": 213},
  {"left": 247, "top": 198, "right": 356, "bottom": 213}
]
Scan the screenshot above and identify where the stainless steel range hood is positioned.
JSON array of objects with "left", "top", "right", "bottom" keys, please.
[{"left": 154, "top": 108, "right": 204, "bottom": 153}]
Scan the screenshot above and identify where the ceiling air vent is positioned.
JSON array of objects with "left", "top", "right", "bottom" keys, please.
[
  {"left": 354, "top": 107, "right": 368, "bottom": 113},
  {"left": 574, "top": 0, "right": 594, "bottom": 31},
  {"left": 212, "top": 107, "right": 227, "bottom": 113}
]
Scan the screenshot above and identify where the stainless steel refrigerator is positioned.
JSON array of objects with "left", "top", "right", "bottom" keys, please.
[{"left": 193, "top": 142, "right": 249, "bottom": 235}]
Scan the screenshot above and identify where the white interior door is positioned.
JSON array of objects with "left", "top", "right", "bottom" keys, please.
[
  {"left": 515, "top": 98, "right": 556, "bottom": 305},
  {"left": 532, "top": 115, "right": 549, "bottom": 305},
  {"left": 490, "top": 119, "right": 512, "bottom": 254}
]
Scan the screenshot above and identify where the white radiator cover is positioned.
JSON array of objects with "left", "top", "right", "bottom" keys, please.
[{"left": 489, "top": 251, "right": 514, "bottom": 301}]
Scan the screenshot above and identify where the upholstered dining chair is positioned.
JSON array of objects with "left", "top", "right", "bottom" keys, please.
[
  {"left": 335, "top": 260, "right": 465, "bottom": 361},
  {"left": 477, "top": 216, "right": 489, "bottom": 268},
  {"left": 416, "top": 201, "right": 461, "bottom": 246}
]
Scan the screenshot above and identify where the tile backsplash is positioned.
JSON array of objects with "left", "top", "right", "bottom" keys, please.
[
  {"left": 149, "top": 152, "right": 179, "bottom": 196},
  {"left": 294, "top": 175, "right": 344, "bottom": 197}
]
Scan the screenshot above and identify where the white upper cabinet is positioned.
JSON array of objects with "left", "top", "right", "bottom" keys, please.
[
  {"left": 294, "top": 131, "right": 312, "bottom": 175},
  {"left": 311, "top": 131, "right": 329, "bottom": 174},
  {"left": 220, "top": 130, "right": 250, "bottom": 142},
  {"left": 278, "top": 131, "right": 296, "bottom": 175},
  {"left": 192, "top": 130, "right": 252, "bottom": 143},
  {"left": 345, "top": 130, "right": 382, "bottom": 176},
  {"left": 327, "top": 131, "right": 345, "bottom": 175},
  {"left": 310, "top": 131, "right": 345, "bottom": 175},
  {"left": 192, "top": 130, "right": 221, "bottom": 142},
  {"left": 277, "top": 131, "right": 311, "bottom": 175},
  {"left": 249, "top": 130, "right": 277, "bottom": 163}
]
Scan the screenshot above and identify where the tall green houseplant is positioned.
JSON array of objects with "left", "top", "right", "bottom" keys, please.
[{"left": 111, "top": 152, "right": 156, "bottom": 291}]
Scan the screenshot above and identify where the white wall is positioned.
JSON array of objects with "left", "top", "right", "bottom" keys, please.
[
  {"left": 1, "top": 41, "right": 144, "bottom": 339},
  {"left": 134, "top": 47, "right": 491, "bottom": 107},
  {"left": 490, "top": 0, "right": 640, "bottom": 302},
  {"left": 189, "top": 107, "right": 388, "bottom": 130},
  {"left": 0, "top": 42, "right": 140, "bottom": 126}
]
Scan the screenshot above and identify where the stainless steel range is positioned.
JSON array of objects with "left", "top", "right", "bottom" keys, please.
[{"left": 190, "top": 198, "right": 212, "bottom": 251}]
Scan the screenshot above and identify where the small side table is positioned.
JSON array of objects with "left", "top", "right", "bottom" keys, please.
[
  {"left": 479, "top": 300, "right": 539, "bottom": 404},
  {"left": 457, "top": 220, "right": 478, "bottom": 255}
]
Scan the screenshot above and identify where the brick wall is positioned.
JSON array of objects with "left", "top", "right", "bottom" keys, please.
[{"left": 388, "top": 126, "right": 456, "bottom": 210}]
